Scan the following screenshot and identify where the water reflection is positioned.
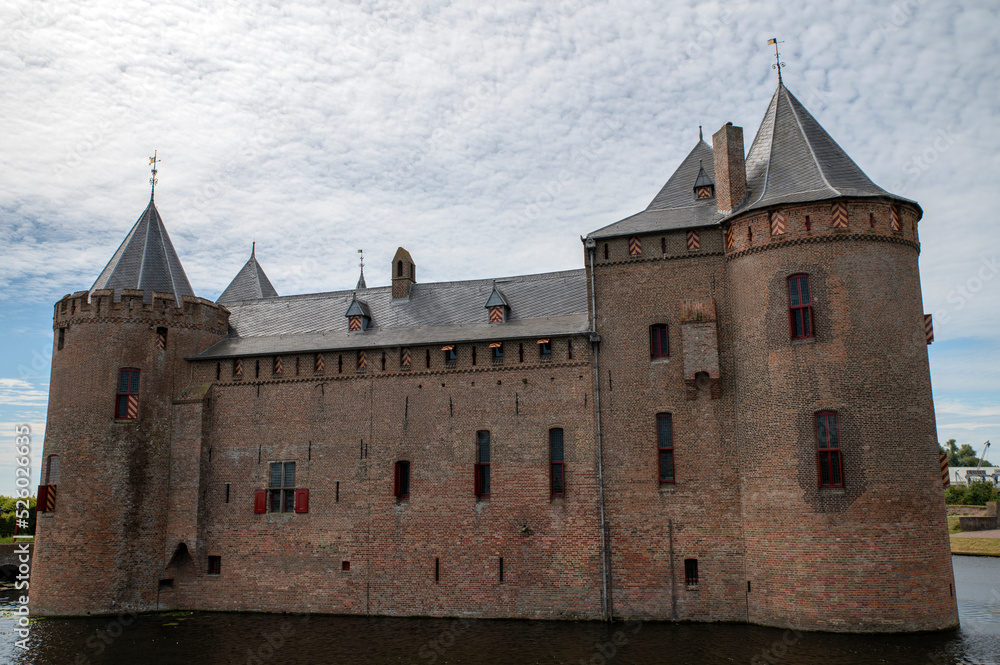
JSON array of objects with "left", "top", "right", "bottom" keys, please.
[{"left": 2, "top": 556, "right": 997, "bottom": 665}]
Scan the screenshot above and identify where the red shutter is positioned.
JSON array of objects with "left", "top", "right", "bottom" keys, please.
[
  {"left": 254, "top": 489, "right": 267, "bottom": 514},
  {"left": 473, "top": 465, "right": 479, "bottom": 497},
  {"left": 393, "top": 463, "right": 401, "bottom": 497},
  {"left": 295, "top": 489, "right": 309, "bottom": 513},
  {"left": 37, "top": 485, "right": 52, "bottom": 512}
]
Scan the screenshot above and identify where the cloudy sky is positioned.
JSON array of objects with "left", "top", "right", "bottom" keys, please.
[{"left": 1, "top": 0, "right": 998, "bottom": 494}]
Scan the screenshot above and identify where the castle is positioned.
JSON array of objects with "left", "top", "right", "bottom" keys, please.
[{"left": 31, "top": 82, "right": 959, "bottom": 632}]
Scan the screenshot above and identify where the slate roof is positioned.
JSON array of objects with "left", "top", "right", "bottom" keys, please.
[
  {"left": 737, "top": 84, "right": 916, "bottom": 214},
  {"left": 197, "top": 269, "right": 588, "bottom": 359},
  {"left": 588, "top": 84, "right": 916, "bottom": 239},
  {"left": 90, "top": 196, "right": 196, "bottom": 305},
  {"left": 587, "top": 140, "right": 721, "bottom": 239},
  {"left": 217, "top": 246, "right": 279, "bottom": 304},
  {"left": 484, "top": 286, "right": 509, "bottom": 309},
  {"left": 345, "top": 296, "right": 372, "bottom": 318}
]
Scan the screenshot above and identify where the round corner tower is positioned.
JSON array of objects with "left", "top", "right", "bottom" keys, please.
[
  {"left": 717, "top": 85, "right": 958, "bottom": 632},
  {"left": 31, "top": 195, "right": 229, "bottom": 616}
]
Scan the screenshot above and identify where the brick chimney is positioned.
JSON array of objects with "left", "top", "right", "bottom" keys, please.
[
  {"left": 391, "top": 247, "right": 416, "bottom": 300},
  {"left": 712, "top": 122, "right": 746, "bottom": 214}
]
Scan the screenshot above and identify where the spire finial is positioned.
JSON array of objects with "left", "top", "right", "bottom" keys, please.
[
  {"left": 251, "top": 241, "right": 256, "bottom": 258},
  {"left": 768, "top": 38, "right": 785, "bottom": 84},
  {"left": 148, "top": 150, "right": 160, "bottom": 200},
  {"left": 356, "top": 249, "right": 366, "bottom": 289},
  {"left": 699, "top": 125, "right": 703, "bottom": 142}
]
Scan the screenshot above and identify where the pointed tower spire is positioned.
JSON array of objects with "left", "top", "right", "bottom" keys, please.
[
  {"left": 217, "top": 245, "right": 279, "bottom": 303},
  {"left": 91, "top": 173, "right": 195, "bottom": 306},
  {"left": 768, "top": 38, "right": 785, "bottom": 85},
  {"left": 356, "top": 249, "right": 367, "bottom": 289},
  {"left": 149, "top": 151, "right": 160, "bottom": 201}
]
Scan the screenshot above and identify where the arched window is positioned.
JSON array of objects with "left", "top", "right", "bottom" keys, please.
[
  {"left": 46, "top": 455, "right": 59, "bottom": 484},
  {"left": 650, "top": 324, "right": 669, "bottom": 358},
  {"left": 397, "top": 260, "right": 403, "bottom": 277},
  {"left": 788, "top": 274, "right": 814, "bottom": 339},
  {"left": 816, "top": 411, "right": 843, "bottom": 488}
]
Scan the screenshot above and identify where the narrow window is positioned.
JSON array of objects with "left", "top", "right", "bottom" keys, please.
[
  {"left": 269, "top": 461, "right": 297, "bottom": 513},
  {"left": 657, "top": 413, "right": 674, "bottom": 484},
  {"left": 660, "top": 237, "right": 666, "bottom": 254},
  {"left": 869, "top": 212, "right": 876, "bottom": 229},
  {"left": 397, "top": 260, "right": 403, "bottom": 277},
  {"left": 519, "top": 343, "right": 524, "bottom": 363},
  {"left": 381, "top": 351, "right": 386, "bottom": 371},
  {"left": 207, "top": 556, "right": 221, "bottom": 575},
  {"left": 57, "top": 327, "right": 65, "bottom": 350},
  {"left": 156, "top": 326, "right": 168, "bottom": 350},
  {"left": 224, "top": 483, "right": 230, "bottom": 503},
  {"left": 567, "top": 339, "right": 573, "bottom": 360},
  {"left": 788, "top": 274, "right": 814, "bottom": 339},
  {"left": 475, "top": 430, "right": 491, "bottom": 498},
  {"left": 649, "top": 324, "right": 669, "bottom": 358},
  {"left": 538, "top": 340, "right": 551, "bottom": 357},
  {"left": 747, "top": 226, "right": 752, "bottom": 243},
  {"left": 46, "top": 455, "right": 59, "bottom": 484},
  {"left": 472, "top": 346, "right": 477, "bottom": 366},
  {"left": 426, "top": 349, "right": 431, "bottom": 368},
  {"left": 684, "top": 558, "right": 698, "bottom": 585},
  {"left": 336, "top": 481, "right": 340, "bottom": 502},
  {"left": 499, "top": 557, "right": 504, "bottom": 582},
  {"left": 435, "top": 557, "right": 440, "bottom": 582},
  {"left": 603, "top": 243, "right": 609, "bottom": 260},
  {"left": 550, "top": 428, "right": 565, "bottom": 498},
  {"left": 816, "top": 412, "right": 844, "bottom": 488},
  {"left": 114, "top": 368, "right": 140, "bottom": 420},
  {"left": 342, "top": 561, "right": 350, "bottom": 571},
  {"left": 394, "top": 461, "right": 411, "bottom": 499},
  {"left": 804, "top": 215, "right": 811, "bottom": 232},
  {"left": 295, "top": 357, "right": 300, "bottom": 375},
  {"left": 216, "top": 362, "right": 221, "bottom": 380},
  {"left": 255, "top": 359, "right": 260, "bottom": 378},
  {"left": 338, "top": 354, "right": 343, "bottom": 373}
]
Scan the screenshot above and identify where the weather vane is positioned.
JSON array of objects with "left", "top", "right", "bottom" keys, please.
[
  {"left": 356, "top": 249, "right": 367, "bottom": 289},
  {"left": 768, "top": 38, "right": 785, "bottom": 84},
  {"left": 149, "top": 150, "right": 161, "bottom": 198}
]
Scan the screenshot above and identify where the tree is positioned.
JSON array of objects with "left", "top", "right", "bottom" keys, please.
[{"left": 940, "top": 439, "right": 993, "bottom": 467}]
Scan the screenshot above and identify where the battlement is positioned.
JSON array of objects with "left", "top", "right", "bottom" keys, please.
[{"left": 54, "top": 289, "right": 230, "bottom": 334}]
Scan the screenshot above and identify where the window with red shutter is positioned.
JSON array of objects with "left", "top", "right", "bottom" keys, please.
[
  {"left": 295, "top": 488, "right": 309, "bottom": 513},
  {"left": 254, "top": 489, "right": 267, "bottom": 514},
  {"left": 114, "top": 368, "right": 140, "bottom": 420}
]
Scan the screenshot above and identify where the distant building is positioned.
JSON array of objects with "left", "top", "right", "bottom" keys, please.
[{"left": 31, "top": 82, "right": 957, "bottom": 632}]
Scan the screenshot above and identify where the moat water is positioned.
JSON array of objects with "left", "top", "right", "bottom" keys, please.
[{"left": 1, "top": 556, "right": 998, "bottom": 665}]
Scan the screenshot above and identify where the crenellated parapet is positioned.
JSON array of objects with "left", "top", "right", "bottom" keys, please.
[{"left": 53, "top": 289, "right": 229, "bottom": 335}]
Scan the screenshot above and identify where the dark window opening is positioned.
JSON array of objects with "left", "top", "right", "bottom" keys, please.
[
  {"left": 567, "top": 339, "right": 573, "bottom": 360},
  {"left": 550, "top": 428, "right": 565, "bottom": 497},
  {"left": 472, "top": 347, "right": 477, "bottom": 366},
  {"left": 156, "top": 326, "right": 167, "bottom": 350},
  {"left": 804, "top": 215, "right": 811, "bottom": 232},
  {"left": 397, "top": 260, "right": 403, "bottom": 277},
  {"left": 499, "top": 557, "right": 504, "bottom": 583},
  {"left": 255, "top": 359, "right": 260, "bottom": 378},
  {"left": 661, "top": 237, "right": 667, "bottom": 254},
  {"left": 657, "top": 413, "right": 674, "bottom": 484},
  {"left": 394, "top": 461, "right": 411, "bottom": 499},
  {"left": 788, "top": 274, "right": 814, "bottom": 339},
  {"left": 603, "top": 243, "right": 609, "bottom": 260},
  {"left": 216, "top": 362, "right": 220, "bottom": 380},
  {"left": 684, "top": 558, "right": 698, "bottom": 585},
  {"left": 519, "top": 343, "right": 524, "bottom": 363},
  {"left": 224, "top": 483, "right": 230, "bottom": 503},
  {"left": 114, "top": 368, "right": 140, "bottom": 420},
  {"left": 426, "top": 349, "right": 431, "bottom": 368},
  {"left": 475, "top": 430, "right": 491, "bottom": 498},
  {"left": 869, "top": 212, "right": 876, "bottom": 228},
  {"left": 208, "top": 556, "right": 221, "bottom": 575},
  {"left": 435, "top": 557, "right": 440, "bottom": 582},
  {"left": 539, "top": 340, "right": 551, "bottom": 357},
  {"left": 444, "top": 347, "right": 457, "bottom": 364},
  {"left": 269, "top": 461, "right": 297, "bottom": 512},
  {"left": 342, "top": 561, "right": 350, "bottom": 571},
  {"left": 159, "top": 578, "right": 174, "bottom": 589},
  {"left": 338, "top": 354, "right": 343, "bottom": 373},
  {"left": 747, "top": 226, "right": 752, "bottom": 243},
  {"left": 381, "top": 351, "right": 386, "bottom": 371},
  {"left": 410, "top": 264, "right": 414, "bottom": 279},
  {"left": 296, "top": 357, "right": 300, "bottom": 375},
  {"left": 650, "top": 324, "right": 669, "bottom": 358},
  {"left": 336, "top": 481, "right": 340, "bottom": 502},
  {"left": 46, "top": 455, "right": 59, "bottom": 484},
  {"left": 492, "top": 343, "right": 504, "bottom": 360},
  {"left": 816, "top": 411, "right": 843, "bottom": 488},
  {"left": 57, "top": 327, "right": 65, "bottom": 350}
]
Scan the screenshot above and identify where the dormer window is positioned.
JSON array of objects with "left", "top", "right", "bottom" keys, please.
[
  {"left": 484, "top": 285, "right": 509, "bottom": 323},
  {"left": 442, "top": 345, "right": 457, "bottom": 365},
  {"left": 693, "top": 163, "right": 714, "bottom": 200},
  {"left": 345, "top": 294, "right": 372, "bottom": 331}
]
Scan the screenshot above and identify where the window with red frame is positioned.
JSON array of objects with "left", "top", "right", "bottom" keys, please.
[
  {"left": 816, "top": 412, "right": 843, "bottom": 488},
  {"left": 474, "top": 430, "right": 491, "bottom": 498},
  {"left": 114, "top": 369, "right": 140, "bottom": 419},
  {"left": 788, "top": 274, "right": 814, "bottom": 339},
  {"left": 394, "top": 460, "right": 411, "bottom": 499},
  {"left": 657, "top": 413, "right": 674, "bottom": 484},
  {"left": 650, "top": 324, "right": 669, "bottom": 358},
  {"left": 550, "top": 428, "right": 565, "bottom": 497}
]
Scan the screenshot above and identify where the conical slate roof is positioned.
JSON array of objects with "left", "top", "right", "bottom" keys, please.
[
  {"left": 90, "top": 196, "right": 195, "bottom": 305},
  {"left": 588, "top": 140, "right": 718, "bottom": 238},
  {"left": 737, "top": 84, "right": 913, "bottom": 214},
  {"left": 217, "top": 245, "right": 279, "bottom": 304}
]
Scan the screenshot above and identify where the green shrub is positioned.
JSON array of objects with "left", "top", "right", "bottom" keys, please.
[
  {"left": 945, "top": 485, "right": 968, "bottom": 505},
  {"left": 0, "top": 495, "right": 37, "bottom": 538},
  {"left": 964, "top": 481, "right": 1000, "bottom": 506}
]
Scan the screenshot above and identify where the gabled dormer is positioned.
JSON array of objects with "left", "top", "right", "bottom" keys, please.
[
  {"left": 693, "top": 162, "right": 715, "bottom": 200},
  {"left": 484, "top": 284, "right": 509, "bottom": 323},
  {"left": 392, "top": 247, "right": 416, "bottom": 300},
  {"left": 345, "top": 293, "right": 372, "bottom": 331}
]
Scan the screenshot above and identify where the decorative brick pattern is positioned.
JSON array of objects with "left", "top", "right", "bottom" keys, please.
[
  {"left": 831, "top": 202, "right": 849, "bottom": 229},
  {"left": 770, "top": 211, "right": 787, "bottom": 236},
  {"left": 489, "top": 306, "right": 504, "bottom": 323},
  {"left": 629, "top": 236, "right": 642, "bottom": 256},
  {"left": 687, "top": 231, "right": 701, "bottom": 250}
]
